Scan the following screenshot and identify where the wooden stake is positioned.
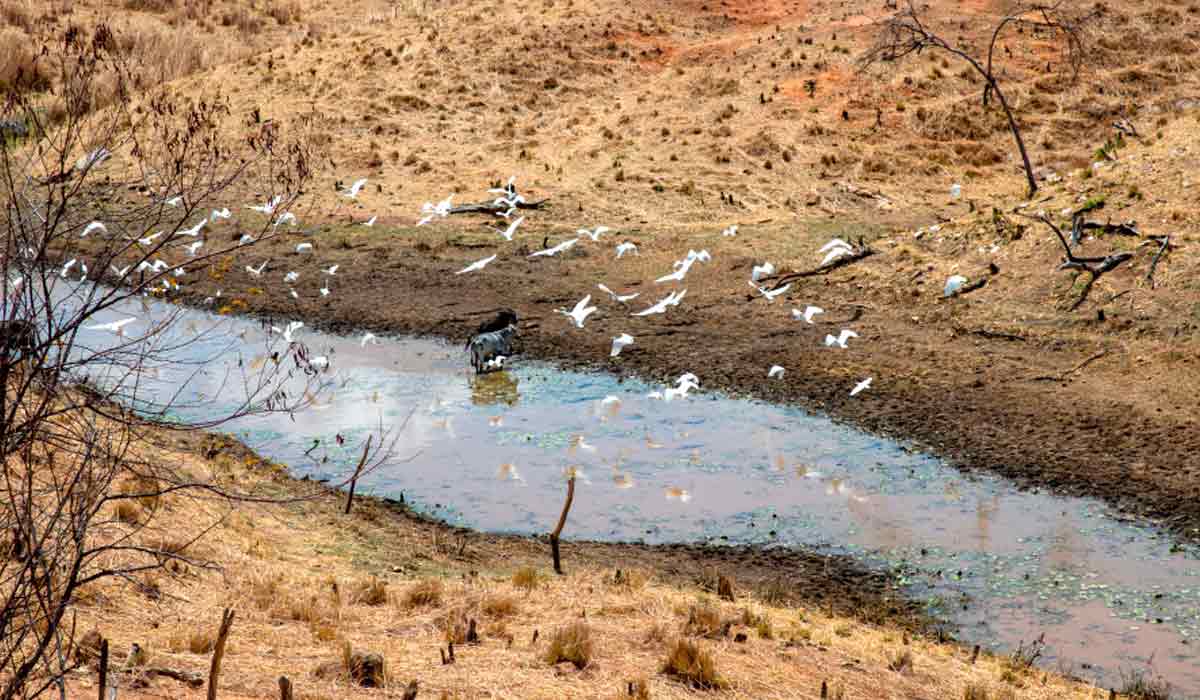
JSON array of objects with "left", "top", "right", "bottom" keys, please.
[
  {"left": 97, "top": 638, "right": 108, "bottom": 700},
  {"left": 549, "top": 476, "right": 576, "bottom": 575},
  {"left": 206, "top": 608, "right": 236, "bottom": 700},
  {"left": 278, "top": 676, "right": 293, "bottom": 700},
  {"left": 344, "top": 436, "right": 374, "bottom": 515}
]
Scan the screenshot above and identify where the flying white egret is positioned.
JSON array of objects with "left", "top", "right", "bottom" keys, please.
[
  {"left": 137, "top": 231, "right": 164, "bottom": 246},
  {"left": 768, "top": 365, "right": 785, "bottom": 378},
  {"left": 597, "top": 283, "right": 639, "bottom": 303},
  {"left": 721, "top": 224, "right": 738, "bottom": 237},
  {"left": 495, "top": 216, "right": 524, "bottom": 241},
  {"left": 238, "top": 234, "right": 255, "bottom": 246},
  {"left": 686, "top": 249, "right": 712, "bottom": 264},
  {"left": 615, "top": 242, "right": 638, "bottom": 258},
  {"left": 81, "top": 221, "right": 106, "bottom": 238},
  {"left": 362, "top": 215, "right": 377, "bottom": 227},
  {"left": 87, "top": 317, "right": 136, "bottom": 334},
  {"left": 342, "top": 178, "right": 368, "bottom": 199},
  {"left": 284, "top": 271, "right": 299, "bottom": 283},
  {"left": 361, "top": 332, "right": 379, "bottom": 347},
  {"left": 210, "top": 208, "right": 232, "bottom": 221},
  {"left": 136, "top": 259, "right": 169, "bottom": 274},
  {"left": 417, "top": 195, "right": 454, "bottom": 225},
  {"left": 247, "top": 195, "right": 283, "bottom": 215},
  {"left": 245, "top": 260, "right": 269, "bottom": 277},
  {"left": 528, "top": 238, "right": 579, "bottom": 257},
  {"left": 632, "top": 289, "right": 686, "bottom": 316},
  {"left": 495, "top": 206, "right": 519, "bottom": 220},
  {"left": 275, "top": 211, "right": 297, "bottom": 227},
  {"left": 323, "top": 265, "right": 339, "bottom": 276},
  {"left": 749, "top": 281, "right": 791, "bottom": 302},
  {"left": 175, "top": 219, "right": 206, "bottom": 237},
  {"left": 824, "top": 329, "right": 859, "bottom": 348},
  {"left": 577, "top": 226, "right": 610, "bottom": 242},
  {"left": 272, "top": 320, "right": 303, "bottom": 343},
  {"left": 656, "top": 258, "right": 694, "bottom": 283},
  {"left": 319, "top": 283, "right": 330, "bottom": 297},
  {"left": 456, "top": 254, "right": 497, "bottom": 275},
  {"left": 60, "top": 259, "right": 77, "bottom": 277},
  {"left": 610, "top": 333, "right": 634, "bottom": 357},
  {"left": 111, "top": 264, "right": 131, "bottom": 278},
  {"left": 183, "top": 241, "right": 203, "bottom": 256},
  {"left": 289, "top": 288, "right": 299, "bottom": 299},
  {"left": 295, "top": 243, "right": 313, "bottom": 253},
  {"left": 164, "top": 196, "right": 183, "bottom": 207},
  {"left": 751, "top": 261, "right": 775, "bottom": 282},
  {"left": 557, "top": 295, "right": 597, "bottom": 328},
  {"left": 493, "top": 193, "right": 525, "bottom": 208},
  {"left": 850, "top": 377, "right": 873, "bottom": 396},
  {"left": 792, "top": 306, "right": 824, "bottom": 324}
]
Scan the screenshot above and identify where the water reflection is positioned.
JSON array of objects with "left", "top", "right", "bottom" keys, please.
[{"left": 471, "top": 371, "right": 520, "bottom": 406}]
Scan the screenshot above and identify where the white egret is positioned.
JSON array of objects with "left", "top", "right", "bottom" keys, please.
[
  {"left": 319, "top": 283, "right": 330, "bottom": 297},
  {"left": 950, "top": 183, "right": 962, "bottom": 199},
  {"left": 944, "top": 275, "right": 968, "bottom": 298},
  {"left": 456, "top": 254, "right": 497, "bottom": 275},
  {"left": 821, "top": 247, "right": 854, "bottom": 266},
  {"left": 136, "top": 259, "right": 168, "bottom": 274},
  {"left": 175, "top": 219, "right": 206, "bottom": 237},
  {"left": 824, "top": 329, "right": 858, "bottom": 348},
  {"left": 819, "top": 238, "right": 852, "bottom": 254},
  {"left": 342, "top": 178, "right": 368, "bottom": 199},
  {"left": 272, "top": 320, "right": 303, "bottom": 343},
  {"left": 577, "top": 226, "right": 611, "bottom": 242},
  {"left": 751, "top": 261, "right": 775, "bottom": 282},
  {"left": 363, "top": 215, "right": 377, "bottom": 227},
  {"left": 615, "top": 242, "right": 638, "bottom": 258},
  {"left": 247, "top": 195, "right": 283, "bottom": 215},
  {"left": 495, "top": 206, "right": 519, "bottom": 220},
  {"left": 275, "top": 211, "right": 297, "bottom": 227},
  {"left": 81, "top": 221, "right": 106, "bottom": 238},
  {"left": 597, "top": 283, "right": 639, "bottom": 303},
  {"left": 295, "top": 243, "right": 313, "bottom": 253},
  {"left": 632, "top": 289, "right": 686, "bottom": 316},
  {"left": 238, "top": 234, "right": 255, "bottom": 246},
  {"left": 60, "top": 259, "right": 77, "bottom": 277},
  {"left": 749, "top": 281, "right": 791, "bottom": 302},
  {"left": 417, "top": 195, "right": 454, "bottom": 225},
  {"left": 556, "top": 295, "right": 597, "bottom": 328},
  {"left": 850, "top": 377, "right": 873, "bottom": 396},
  {"left": 76, "top": 147, "right": 110, "bottom": 172},
  {"left": 792, "top": 306, "right": 824, "bottom": 324},
  {"left": 164, "top": 195, "right": 183, "bottom": 207},
  {"left": 495, "top": 216, "right": 524, "bottom": 241},
  {"left": 137, "top": 231, "right": 164, "bottom": 246},
  {"left": 245, "top": 260, "right": 269, "bottom": 277},
  {"left": 284, "top": 271, "right": 299, "bottom": 283},
  {"left": 721, "top": 224, "right": 738, "bottom": 237},
  {"left": 600, "top": 395, "right": 621, "bottom": 407},
  {"left": 768, "top": 365, "right": 785, "bottom": 378},
  {"left": 183, "top": 241, "right": 203, "bottom": 256},
  {"left": 210, "top": 208, "right": 232, "bottom": 221},
  {"left": 323, "top": 264, "right": 339, "bottom": 276},
  {"left": 111, "top": 264, "right": 131, "bottom": 278},
  {"left": 489, "top": 175, "right": 517, "bottom": 195},
  {"left": 528, "top": 237, "right": 579, "bottom": 257},
  {"left": 87, "top": 317, "right": 136, "bottom": 334},
  {"left": 289, "top": 288, "right": 299, "bottom": 299},
  {"left": 610, "top": 333, "right": 634, "bottom": 357},
  {"left": 361, "top": 332, "right": 379, "bottom": 347}
]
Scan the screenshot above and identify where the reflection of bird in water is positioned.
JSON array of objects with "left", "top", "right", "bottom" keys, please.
[
  {"left": 644, "top": 433, "right": 664, "bottom": 449},
  {"left": 569, "top": 435, "right": 597, "bottom": 455},
  {"left": 613, "top": 472, "right": 635, "bottom": 489},
  {"left": 488, "top": 415, "right": 503, "bottom": 427},
  {"left": 665, "top": 487, "right": 692, "bottom": 503},
  {"left": 563, "top": 465, "right": 589, "bottom": 483},
  {"left": 690, "top": 450, "right": 701, "bottom": 465},
  {"left": 825, "top": 478, "right": 868, "bottom": 503},
  {"left": 795, "top": 465, "right": 823, "bottom": 480},
  {"left": 497, "top": 463, "right": 521, "bottom": 481},
  {"left": 773, "top": 454, "right": 787, "bottom": 472}
]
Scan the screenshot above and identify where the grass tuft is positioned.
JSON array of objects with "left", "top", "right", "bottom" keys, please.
[
  {"left": 512, "top": 566, "right": 540, "bottom": 592},
  {"left": 661, "top": 638, "right": 726, "bottom": 689},
  {"left": 401, "top": 579, "right": 442, "bottom": 608},
  {"left": 543, "top": 621, "right": 593, "bottom": 669},
  {"left": 351, "top": 576, "right": 388, "bottom": 606},
  {"left": 481, "top": 592, "right": 519, "bottom": 618}
]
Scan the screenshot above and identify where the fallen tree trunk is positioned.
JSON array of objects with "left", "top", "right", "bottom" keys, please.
[
  {"left": 766, "top": 244, "right": 875, "bottom": 291},
  {"left": 448, "top": 199, "right": 549, "bottom": 216}
]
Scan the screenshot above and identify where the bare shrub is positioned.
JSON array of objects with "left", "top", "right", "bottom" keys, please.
[
  {"left": 661, "top": 639, "right": 726, "bottom": 690},
  {"left": 402, "top": 579, "right": 443, "bottom": 608}
]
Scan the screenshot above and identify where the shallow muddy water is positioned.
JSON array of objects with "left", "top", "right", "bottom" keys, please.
[{"left": 75, "top": 299, "right": 1200, "bottom": 696}]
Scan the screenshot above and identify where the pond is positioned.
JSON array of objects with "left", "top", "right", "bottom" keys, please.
[{"left": 75, "top": 297, "right": 1200, "bottom": 697}]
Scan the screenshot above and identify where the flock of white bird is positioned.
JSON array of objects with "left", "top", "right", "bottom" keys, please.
[{"left": 428, "top": 176, "right": 874, "bottom": 400}]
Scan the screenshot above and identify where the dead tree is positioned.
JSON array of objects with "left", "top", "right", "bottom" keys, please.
[
  {"left": 1033, "top": 214, "right": 1132, "bottom": 310},
  {"left": 549, "top": 475, "right": 576, "bottom": 575},
  {"left": 860, "top": 1, "right": 1095, "bottom": 198},
  {"left": 0, "top": 27, "right": 397, "bottom": 700}
]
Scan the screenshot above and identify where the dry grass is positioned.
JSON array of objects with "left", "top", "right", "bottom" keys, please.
[
  {"left": 661, "top": 638, "right": 726, "bottom": 690},
  {"left": 512, "top": 565, "right": 539, "bottom": 592},
  {"left": 543, "top": 621, "right": 593, "bottom": 670},
  {"left": 481, "top": 592, "right": 518, "bottom": 618},
  {"left": 350, "top": 576, "right": 387, "bottom": 606},
  {"left": 401, "top": 578, "right": 442, "bottom": 608}
]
